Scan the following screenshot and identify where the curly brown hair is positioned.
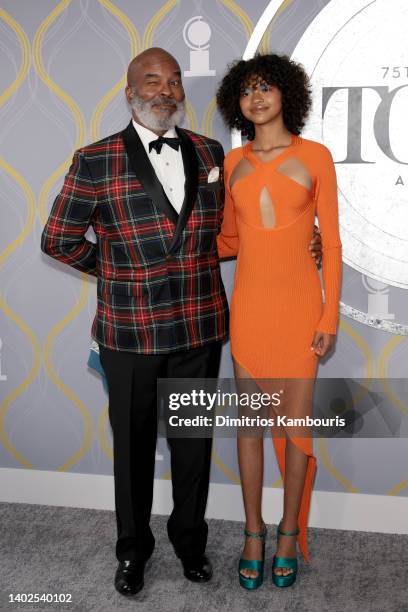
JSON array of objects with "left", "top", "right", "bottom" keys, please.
[{"left": 216, "top": 53, "right": 312, "bottom": 140}]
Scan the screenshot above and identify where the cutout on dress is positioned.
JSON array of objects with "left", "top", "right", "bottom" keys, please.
[
  {"left": 229, "top": 158, "right": 256, "bottom": 190},
  {"left": 259, "top": 186, "right": 276, "bottom": 228},
  {"left": 276, "top": 157, "right": 312, "bottom": 192}
]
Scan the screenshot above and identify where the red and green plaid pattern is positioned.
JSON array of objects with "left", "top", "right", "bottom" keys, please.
[{"left": 41, "top": 123, "right": 229, "bottom": 353}]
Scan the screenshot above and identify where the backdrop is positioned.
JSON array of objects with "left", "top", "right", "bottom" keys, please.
[{"left": 1, "top": 0, "right": 407, "bottom": 499}]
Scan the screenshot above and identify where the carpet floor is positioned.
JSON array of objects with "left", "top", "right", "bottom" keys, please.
[{"left": 1, "top": 502, "right": 407, "bottom": 611}]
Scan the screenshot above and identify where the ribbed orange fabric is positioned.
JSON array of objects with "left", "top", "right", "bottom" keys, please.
[{"left": 217, "top": 134, "right": 342, "bottom": 562}]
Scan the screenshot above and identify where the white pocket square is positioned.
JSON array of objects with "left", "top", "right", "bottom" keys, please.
[{"left": 207, "top": 166, "right": 220, "bottom": 183}]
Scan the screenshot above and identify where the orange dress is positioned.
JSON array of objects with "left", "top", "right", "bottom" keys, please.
[{"left": 217, "top": 134, "right": 342, "bottom": 562}]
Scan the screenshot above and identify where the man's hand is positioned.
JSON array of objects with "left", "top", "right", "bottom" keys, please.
[
  {"left": 309, "top": 224, "right": 322, "bottom": 267},
  {"left": 311, "top": 331, "right": 335, "bottom": 357}
]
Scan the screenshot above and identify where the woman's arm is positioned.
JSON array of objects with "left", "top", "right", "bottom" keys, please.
[
  {"left": 314, "top": 145, "right": 342, "bottom": 335},
  {"left": 216, "top": 156, "right": 239, "bottom": 259}
]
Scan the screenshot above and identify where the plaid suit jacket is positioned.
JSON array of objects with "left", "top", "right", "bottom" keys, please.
[{"left": 41, "top": 120, "right": 229, "bottom": 353}]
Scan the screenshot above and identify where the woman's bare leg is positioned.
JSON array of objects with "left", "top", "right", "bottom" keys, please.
[
  {"left": 273, "top": 378, "right": 313, "bottom": 576},
  {"left": 234, "top": 359, "right": 264, "bottom": 579},
  {"left": 273, "top": 435, "right": 308, "bottom": 576}
]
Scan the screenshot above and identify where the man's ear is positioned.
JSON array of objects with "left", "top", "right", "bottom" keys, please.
[{"left": 125, "top": 85, "right": 133, "bottom": 103}]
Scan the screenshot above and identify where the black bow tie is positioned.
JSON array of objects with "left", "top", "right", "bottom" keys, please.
[{"left": 149, "top": 136, "right": 181, "bottom": 154}]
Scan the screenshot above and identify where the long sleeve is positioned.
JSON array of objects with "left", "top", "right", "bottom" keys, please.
[
  {"left": 315, "top": 146, "right": 342, "bottom": 334},
  {"left": 216, "top": 155, "right": 239, "bottom": 259},
  {"left": 41, "top": 151, "right": 98, "bottom": 276}
]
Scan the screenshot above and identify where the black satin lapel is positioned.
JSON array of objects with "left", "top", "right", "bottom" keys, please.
[
  {"left": 121, "top": 121, "right": 178, "bottom": 226},
  {"left": 168, "top": 127, "right": 199, "bottom": 253}
]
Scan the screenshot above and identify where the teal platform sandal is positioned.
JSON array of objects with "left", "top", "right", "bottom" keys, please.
[
  {"left": 238, "top": 522, "right": 267, "bottom": 590},
  {"left": 272, "top": 520, "right": 299, "bottom": 588}
]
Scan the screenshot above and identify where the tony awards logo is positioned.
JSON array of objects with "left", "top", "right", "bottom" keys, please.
[
  {"left": 183, "top": 16, "right": 215, "bottom": 77},
  {"left": 362, "top": 276, "right": 394, "bottom": 324},
  {"left": 290, "top": 0, "right": 408, "bottom": 334}
]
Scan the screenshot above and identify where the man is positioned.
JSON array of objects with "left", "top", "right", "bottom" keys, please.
[{"left": 41, "top": 48, "right": 322, "bottom": 596}]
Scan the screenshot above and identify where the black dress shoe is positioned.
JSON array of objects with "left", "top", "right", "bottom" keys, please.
[
  {"left": 114, "top": 560, "right": 145, "bottom": 596},
  {"left": 181, "top": 555, "right": 213, "bottom": 582}
]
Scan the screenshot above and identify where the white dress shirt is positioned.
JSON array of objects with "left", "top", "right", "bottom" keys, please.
[{"left": 132, "top": 119, "right": 185, "bottom": 214}]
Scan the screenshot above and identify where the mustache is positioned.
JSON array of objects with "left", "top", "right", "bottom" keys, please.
[
  {"left": 150, "top": 97, "right": 177, "bottom": 107},
  {"left": 129, "top": 90, "right": 186, "bottom": 130}
]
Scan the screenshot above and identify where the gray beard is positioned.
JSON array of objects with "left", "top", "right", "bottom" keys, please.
[{"left": 130, "top": 90, "right": 186, "bottom": 131}]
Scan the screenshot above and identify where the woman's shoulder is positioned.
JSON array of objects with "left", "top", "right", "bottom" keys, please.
[
  {"left": 299, "top": 136, "right": 334, "bottom": 161},
  {"left": 224, "top": 145, "right": 245, "bottom": 164},
  {"left": 223, "top": 145, "right": 245, "bottom": 172}
]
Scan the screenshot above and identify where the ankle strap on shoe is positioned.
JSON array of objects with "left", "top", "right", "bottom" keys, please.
[
  {"left": 244, "top": 523, "right": 267, "bottom": 539},
  {"left": 277, "top": 523, "right": 300, "bottom": 537}
]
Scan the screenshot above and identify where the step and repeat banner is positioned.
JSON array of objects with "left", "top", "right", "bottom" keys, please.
[{"left": 1, "top": 0, "right": 407, "bottom": 498}]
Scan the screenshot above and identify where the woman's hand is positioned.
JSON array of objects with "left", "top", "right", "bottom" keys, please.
[
  {"left": 309, "top": 224, "right": 322, "bottom": 267},
  {"left": 311, "top": 331, "right": 336, "bottom": 357}
]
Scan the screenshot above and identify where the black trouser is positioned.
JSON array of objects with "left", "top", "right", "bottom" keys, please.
[{"left": 99, "top": 341, "right": 222, "bottom": 562}]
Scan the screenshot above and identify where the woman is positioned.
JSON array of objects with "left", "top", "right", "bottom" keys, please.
[{"left": 216, "top": 54, "right": 342, "bottom": 589}]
